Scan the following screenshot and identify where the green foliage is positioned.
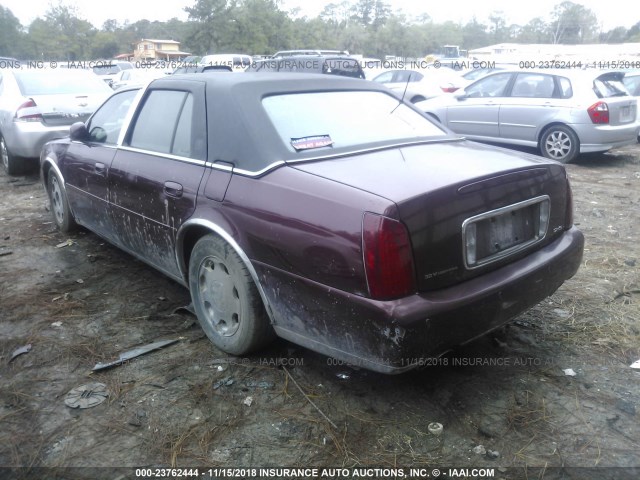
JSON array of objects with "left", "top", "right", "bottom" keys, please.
[
  {"left": 1, "top": 0, "right": 636, "bottom": 60},
  {"left": 0, "top": 6, "right": 24, "bottom": 57}
]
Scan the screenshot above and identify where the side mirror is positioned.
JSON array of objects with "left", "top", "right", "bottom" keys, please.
[
  {"left": 69, "top": 122, "right": 89, "bottom": 142},
  {"left": 454, "top": 91, "right": 469, "bottom": 100}
]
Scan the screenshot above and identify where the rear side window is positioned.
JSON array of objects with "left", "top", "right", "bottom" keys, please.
[
  {"left": 557, "top": 76, "right": 573, "bottom": 98},
  {"left": 511, "top": 73, "right": 555, "bottom": 98},
  {"left": 128, "top": 90, "right": 201, "bottom": 159},
  {"left": 263, "top": 91, "right": 446, "bottom": 152}
]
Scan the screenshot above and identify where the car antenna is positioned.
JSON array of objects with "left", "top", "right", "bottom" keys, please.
[{"left": 391, "top": 72, "right": 413, "bottom": 114}]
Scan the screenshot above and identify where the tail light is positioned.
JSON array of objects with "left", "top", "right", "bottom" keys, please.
[
  {"left": 362, "top": 212, "right": 416, "bottom": 300},
  {"left": 587, "top": 101, "right": 609, "bottom": 124},
  {"left": 15, "top": 99, "right": 43, "bottom": 122},
  {"left": 441, "top": 85, "right": 459, "bottom": 93}
]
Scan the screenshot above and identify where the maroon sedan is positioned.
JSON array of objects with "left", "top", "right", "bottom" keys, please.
[{"left": 40, "top": 73, "right": 584, "bottom": 373}]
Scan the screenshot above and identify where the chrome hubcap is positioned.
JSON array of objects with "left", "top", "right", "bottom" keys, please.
[
  {"left": 50, "top": 176, "right": 65, "bottom": 225},
  {"left": 198, "top": 256, "right": 241, "bottom": 337},
  {"left": 545, "top": 131, "right": 571, "bottom": 159}
]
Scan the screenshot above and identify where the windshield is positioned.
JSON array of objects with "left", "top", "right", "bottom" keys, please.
[{"left": 263, "top": 91, "right": 446, "bottom": 152}]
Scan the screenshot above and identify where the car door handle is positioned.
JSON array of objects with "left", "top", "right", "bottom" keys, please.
[
  {"left": 164, "top": 181, "right": 183, "bottom": 198},
  {"left": 95, "top": 162, "right": 106, "bottom": 174}
]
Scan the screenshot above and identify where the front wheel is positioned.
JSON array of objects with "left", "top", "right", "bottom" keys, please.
[
  {"left": 539, "top": 125, "right": 579, "bottom": 164},
  {"left": 47, "top": 170, "right": 78, "bottom": 232},
  {"left": 188, "top": 234, "right": 274, "bottom": 355}
]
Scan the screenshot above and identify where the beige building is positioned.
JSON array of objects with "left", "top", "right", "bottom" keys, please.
[{"left": 133, "top": 39, "right": 190, "bottom": 61}]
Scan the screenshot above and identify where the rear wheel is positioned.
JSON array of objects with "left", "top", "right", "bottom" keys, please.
[
  {"left": 189, "top": 234, "right": 275, "bottom": 355},
  {"left": 0, "top": 134, "right": 20, "bottom": 175},
  {"left": 47, "top": 170, "right": 78, "bottom": 232},
  {"left": 539, "top": 125, "right": 579, "bottom": 164}
]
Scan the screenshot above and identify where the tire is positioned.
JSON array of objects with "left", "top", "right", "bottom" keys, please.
[
  {"left": 188, "top": 234, "right": 274, "bottom": 355},
  {"left": 47, "top": 170, "right": 78, "bottom": 232},
  {"left": 1, "top": 134, "right": 20, "bottom": 175},
  {"left": 410, "top": 95, "right": 426, "bottom": 103},
  {"left": 539, "top": 125, "right": 579, "bottom": 164}
]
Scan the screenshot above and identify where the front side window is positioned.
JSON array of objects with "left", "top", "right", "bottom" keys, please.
[
  {"left": 128, "top": 90, "right": 201, "bottom": 159},
  {"left": 263, "top": 91, "right": 446, "bottom": 153},
  {"left": 87, "top": 89, "right": 138, "bottom": 144},
  {"left": 466, "top": 72, "right": 512, "bottom": 98}
]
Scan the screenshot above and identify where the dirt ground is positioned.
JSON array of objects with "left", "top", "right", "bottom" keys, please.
[{"left": 1, "top": 143, "right": 639, "bottom": 480}]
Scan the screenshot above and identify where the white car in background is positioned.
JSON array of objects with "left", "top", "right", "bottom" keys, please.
[
  {"left": 372, "top": 67, "right": 463, "bottom": 103},
  {"left": 109, "top": 69, "right": 168, "bottom": 90},
  {"left": 0, "top": 68, "right": 112, "bottom": 174}
]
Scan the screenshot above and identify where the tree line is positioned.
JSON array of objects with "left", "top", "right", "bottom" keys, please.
[{"left": 1, "top": 0, "right": 639, "bottom": 61}]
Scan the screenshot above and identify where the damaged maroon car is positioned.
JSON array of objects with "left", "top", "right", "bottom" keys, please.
[{"left": 40, "top": 73, "right": 584, "bottom": 373}]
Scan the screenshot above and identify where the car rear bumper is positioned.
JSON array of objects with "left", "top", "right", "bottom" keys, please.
[
  {"left": 574, "top": 122, "right": 640, "bottom": 153},
  {"left": 5, "top": 121, "right": 70, "bottom": 158},
  {"left": 256, "top": 226, "right": 584, "bottom": 374}
]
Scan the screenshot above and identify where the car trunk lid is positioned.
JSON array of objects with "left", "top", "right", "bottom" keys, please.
[
  {"left": 22, "top": 93, "right": 107, "bottom": 126},
  {"left": 292, "top": 140, "right": 571, "bottom": 291}
]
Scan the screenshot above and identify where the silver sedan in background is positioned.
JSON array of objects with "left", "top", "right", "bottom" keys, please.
[
  {"left": 0, "top": 68, "right": 112, "bottom": 174},
  {"left": 416, "top": 69, "right": 639, "bottom": 163}
]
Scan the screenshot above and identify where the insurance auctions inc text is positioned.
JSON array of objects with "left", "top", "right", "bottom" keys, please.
[{"left": 194, "top": 468, "right": 496, "bottom": 478}]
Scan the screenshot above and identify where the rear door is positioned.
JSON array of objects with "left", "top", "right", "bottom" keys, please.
[
  {"left": 108, "top": 79, "right": 207, "bottom": 278},
  {"left": 499, "top": 72, "right": 564, "bottom": 143}
]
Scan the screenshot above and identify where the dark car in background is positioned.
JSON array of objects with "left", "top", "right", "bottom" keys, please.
[
  {"left": 1, "top": 68, "right": 112, "bottom": 174},
  {"left": 247, "top": 55, "right": 366, "bottom": 79},
  {"left": 41, "top": 73, "right": 583, "bottom": 373}
]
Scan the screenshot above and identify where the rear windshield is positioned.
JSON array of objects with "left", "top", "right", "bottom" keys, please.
[
  {"left": 263, "top": 91, "right": 446, "bottom": 152},
  {"left": 93, "top": 63, "right": 132, "bottom": 75},
  {"left": 14, "top": 71, "right": 112, "bottom": 95},
  {"left": 593, "top": 75, "right": 629, "bottom": 98}
]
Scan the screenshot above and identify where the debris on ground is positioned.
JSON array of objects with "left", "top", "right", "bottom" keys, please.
[
  {"left": 243, "top": 396, "right": 254, "bottom": 407},
  {"left": 473, "top": 445, "right": 486, "bottom": 455},
  {"left": 213, "top": 377, "right": 235, "bottom": 390},
  {"left": 428, "top": 422, "right": 443, "bottom": 436},
  {"left": 486, "top": 450, "right": 500, "bottom": 460},
  {"left": 9, "top": 344, "right": 32, "bottom": 363},
  {"left": 64, "top": 383, "right": 109, "bottom": 409},
  {"left": 55, "top": 239, "right": 75, "bottom": 248},
  {"left": 91, "top": 338, "right": 180, "bottom": 371},
  {"left": 563, "top": 368, "right": 577, "bottom": 376}
]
